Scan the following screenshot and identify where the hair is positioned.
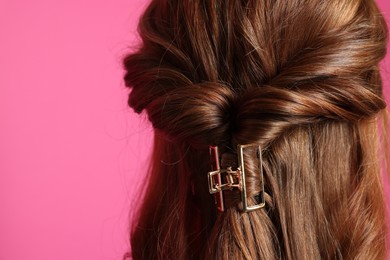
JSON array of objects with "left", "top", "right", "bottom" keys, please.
[{"left": 122, "top": 0, "right": 389, "bottom": 259}]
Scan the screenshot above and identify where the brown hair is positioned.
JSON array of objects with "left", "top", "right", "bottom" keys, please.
[{"left": 123, "top": 0, "right": 389, "bottom": 259}]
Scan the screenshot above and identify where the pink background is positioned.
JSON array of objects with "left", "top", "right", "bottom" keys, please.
[{"left": 0, "top": 1, "right": 390, "bottom": 259}]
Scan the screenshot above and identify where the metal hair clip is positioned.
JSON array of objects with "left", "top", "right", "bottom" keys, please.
[{"left": 208, "top": 144, "right": 265, "bottom": 213}]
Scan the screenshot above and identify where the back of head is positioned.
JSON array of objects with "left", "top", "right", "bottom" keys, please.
[{"left": 123, "top": 0, "right": 389, "bottom": 259}]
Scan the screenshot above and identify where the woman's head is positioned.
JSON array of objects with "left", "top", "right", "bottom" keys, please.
[{"left": 123, "top": 0, "right": 389, "bottom": 259}]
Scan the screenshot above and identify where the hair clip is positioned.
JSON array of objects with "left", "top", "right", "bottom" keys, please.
[{"left": 208, "top": 144, "right": 265, "bottom": 212}]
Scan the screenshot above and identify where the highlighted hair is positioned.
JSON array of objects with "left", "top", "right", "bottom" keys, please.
[{"left": 123, "top": 0, "right": 389, "bottom": 259}]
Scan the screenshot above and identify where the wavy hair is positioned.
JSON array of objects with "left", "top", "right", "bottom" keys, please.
[{"left": 123, "top": 0, "right": 389, "bottom": 259}]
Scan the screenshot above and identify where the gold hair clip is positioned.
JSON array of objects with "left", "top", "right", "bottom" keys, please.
[{"left": 208, "top": 144, "right": 265, "bottom": 212}]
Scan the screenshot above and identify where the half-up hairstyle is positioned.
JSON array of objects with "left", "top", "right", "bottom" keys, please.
[{"left": 123, "top": 0, "right": 389, "bottom": 259}]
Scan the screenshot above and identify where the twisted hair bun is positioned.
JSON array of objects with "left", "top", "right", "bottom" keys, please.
[{"left": 125, "top": 65, "right": 385, "bottom": 147}]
